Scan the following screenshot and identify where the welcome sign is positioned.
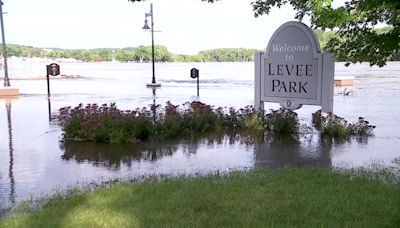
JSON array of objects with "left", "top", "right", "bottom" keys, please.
[{"left": 255, "top": 21, "right": 334, "bottom": 112}]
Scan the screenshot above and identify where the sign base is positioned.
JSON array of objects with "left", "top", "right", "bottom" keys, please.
[
  {"left": 0, "top": 87, "right": 19, "bottom": 96},
  {"left": 146, "top": 83, "right": 161, "bottom": 88}
]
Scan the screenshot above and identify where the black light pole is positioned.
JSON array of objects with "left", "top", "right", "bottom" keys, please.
[
  {"left": 143, "top": 3, "right": 160, "bottom": 87},
  {"left": 149, "top": 4, "right": 155, "bottom": 84},
  {"left": 0, "top": 0, "right": 9, "bottom": 87}
]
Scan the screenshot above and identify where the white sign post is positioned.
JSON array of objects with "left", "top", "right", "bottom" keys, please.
[{"left": 255, "top": 21, "right": 334, "bottom": 112}]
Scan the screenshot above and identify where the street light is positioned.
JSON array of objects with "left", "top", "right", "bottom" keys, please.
[
  {"left": 0, "top": 0, "right": 9, "bottom": 87},
  {"left": 142, "top": 3, "right": 160, "bottom": 87}
]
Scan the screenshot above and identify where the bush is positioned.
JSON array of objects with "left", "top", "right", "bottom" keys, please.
[
  {"left": 312, "top": 110, "right": 375, "bottom": 140},
  {"left": 243, "top": 114, "right": 265, "bottom": 132},
  {"left": 265, "top": 108, "right": 299, "bottom": 134},
  {"left": 184, "top": 101, "right": 218, "bottom": 132},
  {"left": 58, "top": 102, "right": 311, "bottom": 143},
  {"left": 59, "top": 103, "right": 376, "bottom": 143},
  {"left": 348, "top": 117, "right": 376, "bottom": 136},
  {"left": 58, "top": 103, "right": 152, "bottom": 143}
]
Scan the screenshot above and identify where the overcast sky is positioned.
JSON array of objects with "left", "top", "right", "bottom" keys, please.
[{"left": 4, "top": 0, "right": 314, "bottom": 54}]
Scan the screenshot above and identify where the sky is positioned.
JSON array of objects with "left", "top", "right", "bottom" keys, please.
[{"left": 4, "top": 0, "right": 317, "bottom": 55}]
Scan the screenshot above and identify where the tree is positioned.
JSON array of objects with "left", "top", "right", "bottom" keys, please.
[
  {"left": 154, "top": 45, "right": 172, "bottom": 62},
  {"left": 115, "top": 50, "right": 135, "bottom": 62},
  {"left": 129, "top": 0, "right": 399, "bottom": 66},
  {"left": 128, "top": 0, "right": 215, "bottom": 2},
  {"left": 248, "top": 0, "right": 399, "bottom": 66},
  {"left": 133, "top": 45, "right": 152, "bottom": 62}
]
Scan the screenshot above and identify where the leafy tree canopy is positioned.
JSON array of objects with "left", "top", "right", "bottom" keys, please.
[
  {"left": 129, "top": 0, "right": 400, "bottom": 66},
  {"left": 252, "top": 0, "right": 399, "bottom": 66}
]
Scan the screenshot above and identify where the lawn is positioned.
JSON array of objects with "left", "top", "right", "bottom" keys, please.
[{"left": 1, "top": 168, "right": 399, "bottom": 227}]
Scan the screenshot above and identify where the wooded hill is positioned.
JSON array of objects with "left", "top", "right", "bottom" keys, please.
[{"left": 5, "top": 28, "right": 399, "bottom": 63}]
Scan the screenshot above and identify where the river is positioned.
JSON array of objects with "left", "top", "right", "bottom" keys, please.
[{"left": 0, "top": 61, "right": 399, "bottom": 216}]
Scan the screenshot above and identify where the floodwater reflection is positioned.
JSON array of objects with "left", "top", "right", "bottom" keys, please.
[
  {"left": 1, "top": 101, "right": 16, "bottom": 211},
  {"left": 61, "top": 141, "right": 179, "bottom": 169},
  {"left": 255, "top": 134, "right": 332, "bottom": 168},
  {"left": 61, "top": 133, "right": 333, "bottom": 170},
  {"left": 6, "top": 102, "right": 15, "bottom": 205},
  {"left": 61, "top": 133, "right": 254, "bottom": 169}
]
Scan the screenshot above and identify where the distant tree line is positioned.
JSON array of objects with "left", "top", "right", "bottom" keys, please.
[
  {"left": 5, "top": 44, "right": 257, "bottom": 62},
  {"left": 6, "top": 44, "right": 115, "bottom": 62},
  {"left": 4, "top": 27, "right": 399, "bottom": 63}
]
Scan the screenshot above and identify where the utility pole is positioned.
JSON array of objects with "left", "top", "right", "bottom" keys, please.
[
  {"left": 150, "top": 3, "right": 155, "bottom": 84},
  {"left": 143, "top": 3, "right": 160, "bottom": 87},
  {"left": 0, "top": 0, "right": 10, "bottom": 86}
]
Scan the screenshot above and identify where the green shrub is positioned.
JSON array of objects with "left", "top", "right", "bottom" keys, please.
[
  {"left": 58, "top": 102, "right": 318, "bottom": 143},
  {"left": 58, "top": 103, "right": 152, "bottom": 143},
  {"left": 312, "top": 110, "right": 375, "bottom": 140},
  {"left": 243, "top": 113, "right": 265, "bottom": 132},
  {"left": 348, "top": 117, "right": 376, "bottom": 136},
  {"left": 265, "top": 108, "right": 299, "bottom": 134},
  {"left": 184, "top": 101, "right": 218, "bottom": 132}
]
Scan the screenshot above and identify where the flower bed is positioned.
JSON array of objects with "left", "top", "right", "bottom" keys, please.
[{"left": 58, "top": 102, "right": 374, "bottom": 143}]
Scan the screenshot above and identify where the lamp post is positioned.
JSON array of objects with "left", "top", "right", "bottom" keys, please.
[
  {"left": 143, "top": 3, "right": 160, "bottom": 87},
  {"left": 0, "top": 0, "right": 9, "bottom": 87}
]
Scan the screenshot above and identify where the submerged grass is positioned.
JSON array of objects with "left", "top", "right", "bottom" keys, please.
[{"left": 1, "top": 168, "right": 399, "bottom": 227}]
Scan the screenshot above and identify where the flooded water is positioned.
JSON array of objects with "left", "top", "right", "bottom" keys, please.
[{"left": 1, "top": 61, "right": 400, "bottom": 215}]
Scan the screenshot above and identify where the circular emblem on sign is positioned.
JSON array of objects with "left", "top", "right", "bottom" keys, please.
[
  {"left": 284, "top": 99, "right": 293, "bottom": 108},
  {"left": 280, "top": 99, "right": 302, "bottom": 110}
]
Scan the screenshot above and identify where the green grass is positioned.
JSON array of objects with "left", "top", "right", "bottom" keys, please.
[{"left": 1, "top": 168, "right": 399, "bottom": 227}]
